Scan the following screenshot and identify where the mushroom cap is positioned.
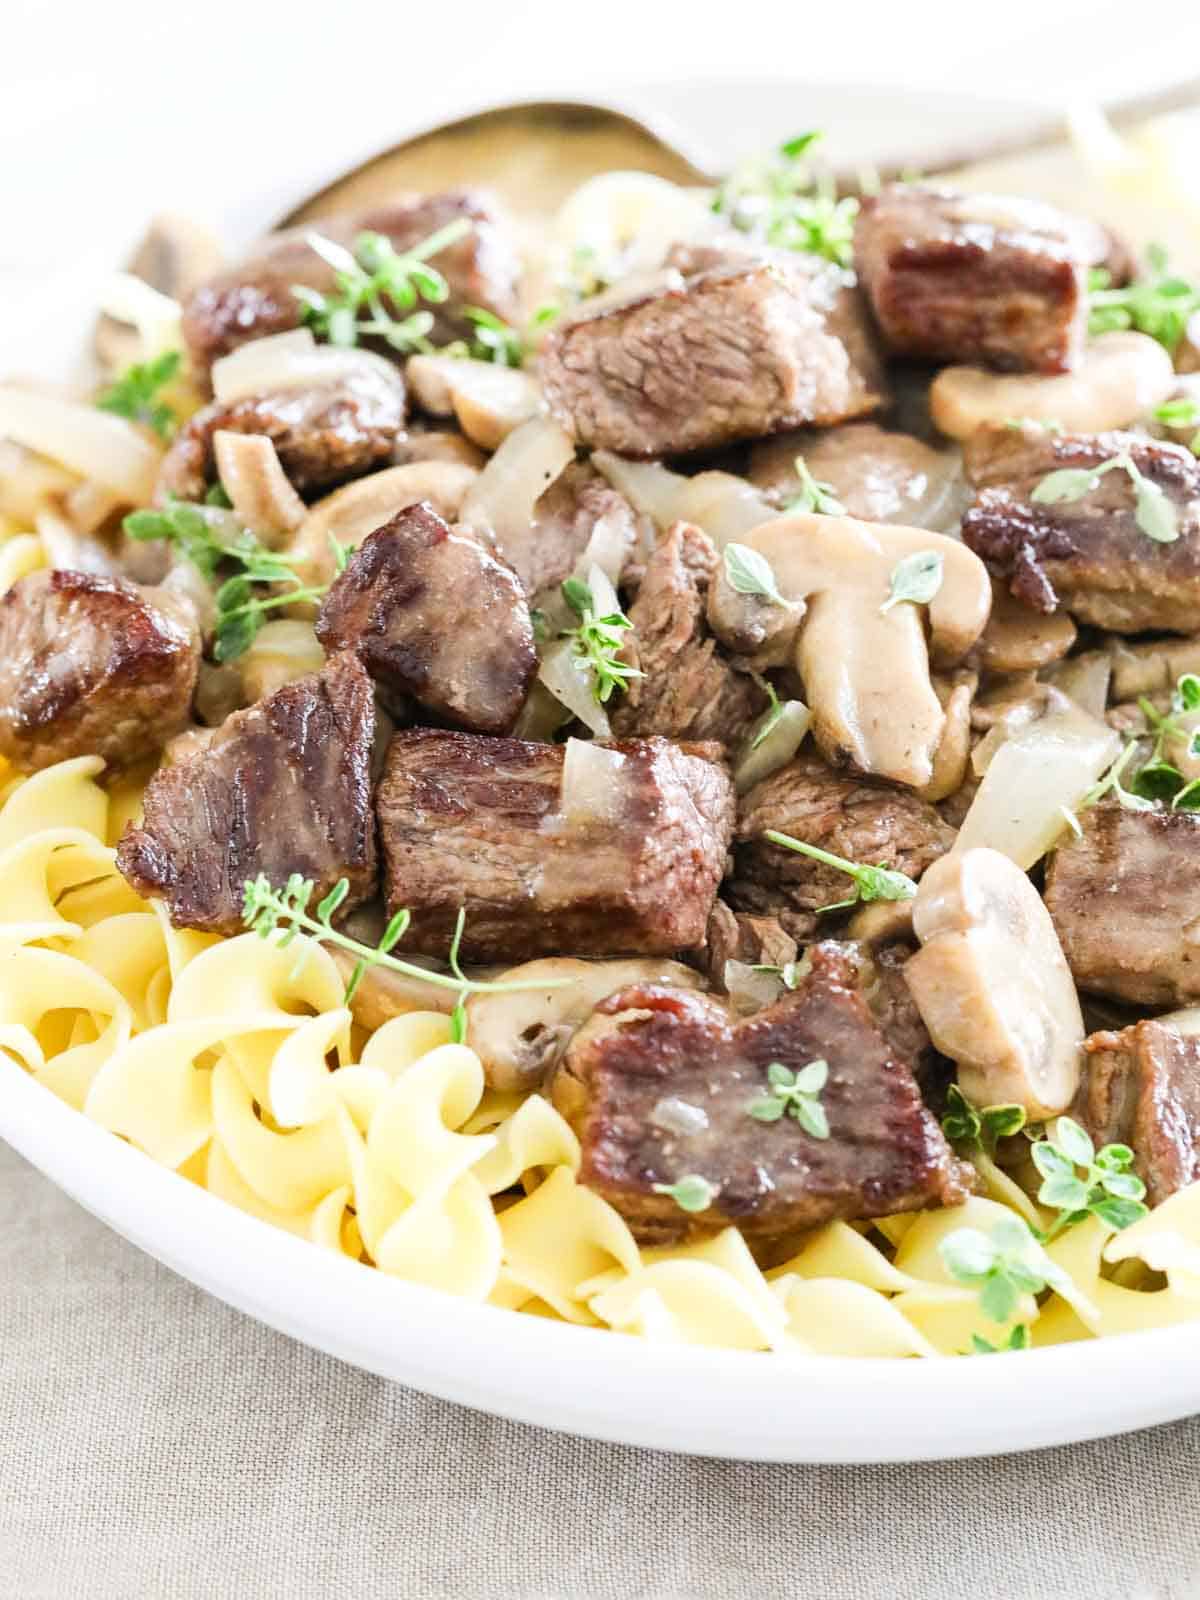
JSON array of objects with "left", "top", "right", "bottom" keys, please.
[
  {"left": 906, "top": 846, "right": 1084, "bottom": 1118},
  {"left": 407, "top": 355, "right": 541, "bottom": 452}
]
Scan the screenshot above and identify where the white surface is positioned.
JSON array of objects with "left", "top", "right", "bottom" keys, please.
[{"left": 3, "top": 52, "right": 1200, "bottom": 1462}]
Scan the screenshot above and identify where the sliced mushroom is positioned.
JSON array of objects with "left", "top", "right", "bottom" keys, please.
[
  {"left": 919, "top": 672, "right": 975, "bottom": 803},
  {"left": 406, "top": 355, "right": 541, "bottom": 451},
  {"left": 287, "top": 460, "right": 478, "bottom": 590},
  {"left": 930, "top": 332, "right": 1175, "bottom": 441},
  {"left": 212, "top": 431, "right": 306, "bottom": 545},
  {"left": 905, "top": 846, "right": 1084, "bottom": 1117},
  {"left": 1107, "top": 635, "right": 1200, "bottom": 702},
  {"left": 395, "top": 430, "right": 487, "bottom": 471},
  {"left": 976, "top": 580, "right": 1076, "bottom": 674},
  {"left": 465, "top": 956, "right": 703, "bottom": 1091},
  {"left": 707, "top": 513, "right": 991, "bottom": 788},
  {"left": 593, "top": 450, "right": 779, "bottom": 550}
]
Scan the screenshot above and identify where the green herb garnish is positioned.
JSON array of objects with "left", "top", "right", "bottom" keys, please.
[
  {"left": 880, "top": 549, "right": 944, "bottom": 615},
  {"left": 969, "top": 1325, "right": 1031, "bottom": 1355},
  {"left": 560, "top": 578, "right": 642, "bottom": 705},
  {"left": 748, "top": 960, "right": 803, "bottom": 989},
  {"left": 940, "top": 1084, "right": 1027, "bottom": 1152},
  {"left": 1031, "top": 451, "right": 1179, "bottom": 544},
  {"left": 748, "top": 678, "right": 785, "bottom": 750},
  {"left": 763, "top": 829, "right": 917, "bottom": 914},
  {"left": 712, "top": 131, "right": 858, "bottom": 267},
  {"left": 96, "top": 349, "right": 182, "bottom": 439},
  {"left": 747, "top": 1058, "right": 830, "bottom": 1138},
  {"left": 443, "top": 306, "right": 525, "bottom": 367},
  {"left": 784, "top": 455, "right": 846, "bottom": 517},
  {"left": 1088, "top": 244, "right": 1200, "bottom": 354},
  {"left": 652, "top": 1174, "right": 718, "bottom": 1214},
  {"left": 723, "top": 543, "right": 786, "bottom": 606},
  {"left": 1029, "top": 1116, "right": 1148, "bottom": 1242},
  {"left": 294, "top": 219, "right": 472, "bottom": 352},
  {"left": 939, "top": 1214, "right": 1074, "bottom": 1325},
  {"left": 1076, "top": 740, "right": 1156, "bottom": 816}
]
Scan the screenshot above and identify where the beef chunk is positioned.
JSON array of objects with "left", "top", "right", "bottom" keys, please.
[
  {"left": 117, "top": 651, "right": 376, "bottom": 934},
  {"left": 729, "top": 752, "right": 956, "bottom": 939},
  {"left": 181, "top": 192, "right": 521, "bottom": 377},
  {"left": 1044, "top": 804, "right": 1200, "bottom": 1006},
  {"left": 540, "top": 256, "right": 883, "bottom": 459},
  {"left": 503, "top": 462, "right": 647, "bottom": 599},
  {"left": 377, "top": 729, "right": 734, "bottom": 960},
  {"left": 157, "top": 366, "right": 407, "bottom": 503},
  {"left": 610, "top": 521, "right": 765, "bottom": 748},
  {"left": 0, "top": 570, "right": 200, "bottom": 774},
  {"left": 962, "top": 423, "right": 1200, "bottom": 630},
  {"left": 550, "top": 943, "right": 973, "bottom": 1243},
  {"left": 705, "top": 899, "right": 798, "bottom": 988},
  {"left": 1077, "top": 1021, "right": 1200, "bottom": 1205},
  {"left": 315, "top": 502, "right": 534, "bottom": 733},
  {"left": 853, "top": 183, "right": 1107, "bottom": 374}
]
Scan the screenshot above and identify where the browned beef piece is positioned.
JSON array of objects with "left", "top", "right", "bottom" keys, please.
[
  {"left": 540, "top": 256, "right": 884, "bottom": 459},
  {"left": 729, "top": 752, "right": 956, "bottom": 940},
  {"left": 0, "top": 570, "right": 200, "bottom": 774},
  {"left": 117, "top": 652, "right": 376, "bottom": 934},
  {"left": 181, "top": 192, "right": 521, "bottom": 378},
  {"left": 1043, "top": 804, "right": 1200, "bottom": 1006},
  {"left": 705, "top": 899, "right": 797, "bottom": 988},
  {"left": 610, "top": 521, "right": 765, "bottom": 749},
  {"left": 550, "top": 943, "right": 973, "bottom": 1243},
  {"left": 1077, "top": 1021, "right": 1200, "bottom": 1205},
  {"left": 503, "top": 462, "right": 647, "bottom": 599},
  {"left": 853, "top": 184, "right": 1108, "bottom": 374},
  {"left": 377, "top": 729, "right": 734, "bottom": 960},
  {"left": 851, "top": 938, "right": 936, "bottom": 1082},
  {"left": 962, "top": 423, "right": 1200, "bottom": 629},
  {"left": 315, "top": 502, "right": 534, "bottom": 733},
  {"left": 157, "top": 366, "right": 407, "bottom": 502}
]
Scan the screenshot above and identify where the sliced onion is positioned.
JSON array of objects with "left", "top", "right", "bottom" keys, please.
[
  {"left": 552, "top": 172, "right": 714, "bottom": 284},
  {"left": 1042, "top": 652, "right": 1112, "bottom": 722},
  {"left": 724, "top": 960, "right": 788, "bottom": 1017},
  {"left": 560, "top": 737, "right": 627, "bottom": 826},
  {"left": 511, "top": 681, "right": 571, "bottom": 742},
  {"left": 0, "top": 387, "right": 160, "bottom": 504},
  {"left": 34, "top": 507, "right": 118, "bottom": 576},
  {"left": 406, "top": 355, "right": 541, "bottom": 452},
  {"left": 733, "top": 699, "right": 810, "bottom": 793},
  {"left": 459, "top": 414, "right": 574, "bottom": 552},
  {"left": 954, "top": 703, "right": 1121, "bottom": 869},
  {"left": 213, "top": 430, "right": 306, "bottom": 545},
  {"left": 0, "top": 441, "right": 77, "bottom": 523},
  {"left": 238, "top": 620, "right": 325, "bottom": 703},
  {"left": 592, "top": 451, "right": 777, "bottom": 549},
  {"left": 212, "top": 328, "right": 403, "bottom": 406},
  {"left": 0, "top": 534, "right": 46, "bottom": 594},
  {"left": 592, "top": 452, "right": 690, "bottom": 527},
  {"left": 538, "top": 642, "right": 610, "bottom": 738},
  {"left": 99, "top": 272, "right": 182, "bottom": 362},
  {"left": 63, "top": 478, "right": 124, "bottom": 536}
]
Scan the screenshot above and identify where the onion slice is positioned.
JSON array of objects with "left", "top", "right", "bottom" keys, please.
[
  {"left": 459, "top": 415, "right": 574, "bottom": 552},
  {"left": 733, "top": 698, "right": 811, "bottom": 793},
  {"left": 407, "top": 355, "right": 541, "bottom": 452},
  {"left": 0, "top": 387, "right": 160, "bottom": 504},
  {"left": 211, "top": 328, "right": 404, "bottom": 406},
  {"left": 592, "top": 451, "right": 777, "bottom": 549},
  {"left": 213, "top": 430, "right": 306, "bottom": 545},
  {"left": 560, "top": 737, "right": 627, "bottom": 825}
]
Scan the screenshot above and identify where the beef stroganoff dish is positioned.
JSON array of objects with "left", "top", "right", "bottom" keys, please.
[{"left": 4, "top": 127, "right": 1200, "bottom": 1360}]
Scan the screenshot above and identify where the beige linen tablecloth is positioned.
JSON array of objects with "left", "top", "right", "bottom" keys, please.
[{"left": 3, "top": 1140, "right": 1199, "bottom": 1600}]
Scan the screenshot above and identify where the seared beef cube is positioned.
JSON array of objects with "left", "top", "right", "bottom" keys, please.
[
  {"left": 854, "top": 184, "right": 1107, "bottom": 374},
  {"left": 377, "top": 729, "right": 734, "bottom": 960},
  {"left": 315, "top": 502, "right": 534, "bottom": 733},
  {"left": 705, "top": 899, "right": 798, "bottom": 989},
  {"left": 1044, "top": 804, "right": 1200, "bottom": 1006},
  {"left": 962, "top": 423, "right": 1200, "bottom": 629},
  {"left": 117, "top": 652, "right": 376, "bottom": 934},
  {"left": 506, "top": 462, "right": 647, "bottom": 599},
  {"left": 1078, "top": 1021, "right": 1200, "bottom": 1205},
  {"left": 157, "top": 366, "right": 407, "bottom": 503},
  {"left": 540, "top": 257, "right": 883, "bottom": 459},
  {"left": 730, "top": 752, "right": 956, "bottom": 940},
  {"left": 550, "top": 943, "right": 973, "bottom": 1243},
  {"left": 0, "top": 570, "right": 200, "bottom": 774},
  {"left": 611, "top": 521, "right": 765, "bottom": 748},
  {"left": 181, "top": 192, "right": 521, "bottom": 377}
]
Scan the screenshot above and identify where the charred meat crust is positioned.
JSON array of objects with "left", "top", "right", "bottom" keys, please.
[
  {"left": 376, "top": 729, "right": 734, "bottom": 961},
  {"left": 611, "top": 521, "right": 765, "bottom": 748},
  {"left": 117, "top": 651, "right": 377, "bottom": 934},
  {"left": 1078, "top": 1021, "right": 1200, "bottom": 1205},
  {"left": 729, "top": 752, "right": 956, "bottom": 940},
  {"left": 540, "top": 258, "right": 884, "bottom": 458},
  {"left": 0, "top": 570, "right": 200, "bottom": 774},
  {"left": 550, "top": 943, "right": 972, "bottom": 1244},
  {"left": 1044, "top": 804, "right": 1200, "bottom": 1007},
  {"left": 853, "top": 184, "right": 1095, "bottom": 374},
  {"left": 962, "top": 424, "right": 1200, "bottom": 629},
  {"left": 315, "top": 501, "right": 535, "bottom": 734},
  {"left": 181, "top": 191, "right": 522, "bottom": 377}
]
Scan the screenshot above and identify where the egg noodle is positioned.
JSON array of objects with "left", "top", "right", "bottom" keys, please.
[{"left": 3, "top": 748, "right": 1200, "bottom": 1356}]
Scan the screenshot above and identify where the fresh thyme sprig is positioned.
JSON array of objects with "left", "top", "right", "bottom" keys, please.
[
  {"left": 764, "top": 829, "right": 917, "bottom": 914},
  {"left": 96, "top": 349, "right": 182, "bottom": 439},
  {"left": 939, "top": 1214, "right": 1074, "bottom": 1325},
  {"left": 443, "top": 306, "right": 526, "bottom": 367},
  {"left": 560, "top": 577, "right": 642, "bottom": 705},
  {"left": 1076, "top": 740, "right": 1156, "bottom": 817},
  {"left": 295, "top": 219, "right": 473, "bottom": 352},
  {"left": 747, "top": 1059, "right": 830, "bottom": 1138},
  {"left": 970, "top": 1325, "right": 1031, "bottom": 1354},
  {"left": 784, "top": 454, "right": 846, "bottom": 516},
  {"left": 1029, "top": 1116, "right": 1148, "bottom": 1242},
  {"left": 1088, "top": 243, "right": 1199, "bottom": 355},
  {"left": 748, "top": 678, "right": 784, "bottom": 751},
  {"left": 713, "top": 131, "right": 858, "bottom": 268},
  {"left": 241, "top": 873, "right": 568, "bottom": 1010},
  {"left": 940, "top": 1084, "right": 1027, "bottom": 1152},
  {"left": 723, "top": 544, "right": 786, "bottom": 605},
  {"left": 1031, "top": 451, "right": 1179, "bottom": 544}
]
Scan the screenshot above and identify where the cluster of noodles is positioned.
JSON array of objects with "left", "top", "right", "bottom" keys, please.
[{"left": 4, "top": 755, "right": 1200, "bottom": 1355}]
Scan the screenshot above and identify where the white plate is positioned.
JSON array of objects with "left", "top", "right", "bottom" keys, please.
[{"left": 5, "top": 80, "right": 1199, "bottom": 1463}]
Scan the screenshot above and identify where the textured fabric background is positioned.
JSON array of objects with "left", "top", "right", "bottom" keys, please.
[{"left": 3, "top": 1142, "right": 1200, "bottom": 1600}]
